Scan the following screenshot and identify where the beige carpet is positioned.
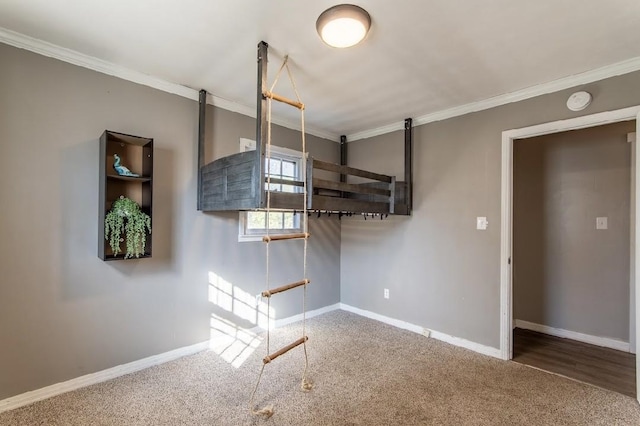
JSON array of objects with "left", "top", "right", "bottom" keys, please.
[{"left": 2, "top": 310, "right": 639, "bottom": 425}]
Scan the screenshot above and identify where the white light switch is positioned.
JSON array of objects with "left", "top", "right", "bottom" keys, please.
[
  {"left": 596, "top": 217, "right": 608, "bottom": 230},
  {"left": 476, "top": 217, "right": 488, "bottom": 230}
]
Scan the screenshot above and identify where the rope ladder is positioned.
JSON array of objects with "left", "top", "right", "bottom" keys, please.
[{"left": 249, "top": 43, "right": 312, "bottom": 418}]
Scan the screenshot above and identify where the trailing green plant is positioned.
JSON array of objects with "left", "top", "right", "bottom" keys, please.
[{"left": 104, "top": 196, "right": 152, "bottom": 259}]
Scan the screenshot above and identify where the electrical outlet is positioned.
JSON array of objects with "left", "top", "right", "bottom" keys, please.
[
  {"left": 383, "top": 288, "right": 389, "bottom": 299},
  {"left": 596, "top": 217, "right": 608, "bottom": 230},
  {"left": 422, "top": 328, "right": 431, "bottom": 338}
]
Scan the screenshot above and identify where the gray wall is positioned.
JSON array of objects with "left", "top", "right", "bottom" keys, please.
[
  {"left": 341, "top": 70, "right": 640, "bottom": 349},
  {"left": 0, "top": 43, "right": 340, "bottom": 400},
  {"left": 513, "top": 123, "right": 633, "bottom": 341}
]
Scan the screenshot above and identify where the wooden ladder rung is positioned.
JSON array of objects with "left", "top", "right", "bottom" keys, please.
[
  {"left": 263, "top": 90, "right": 305, "bottom": 110},
  {"left": 263, "top": 336, "right": 308, "bottom": 364},
  {"left": 262, "top": 279, "right": 310, "bottom": 298},
  {"left": 262, "top": 232, "right": 310, "bottom": 243}
]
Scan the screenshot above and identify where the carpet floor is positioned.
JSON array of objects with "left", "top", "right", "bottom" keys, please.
[{"left": 1, "top": 310, "right": 639, "bottom": 425}]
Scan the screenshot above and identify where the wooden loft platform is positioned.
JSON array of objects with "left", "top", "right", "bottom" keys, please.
[{"left": 196, "top": 41, "right": 413, "bottom": 216}]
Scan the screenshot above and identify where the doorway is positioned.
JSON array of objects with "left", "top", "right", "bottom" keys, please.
[
  {"left": 500, "top": 106, "right": 640, "bottom": 403},
  {"left": 511, "top": 121, "right": 636, "bottom": 396}
]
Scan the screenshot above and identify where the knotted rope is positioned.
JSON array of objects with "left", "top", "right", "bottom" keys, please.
[{"left": 250, "top": 54, "right": 312, "bottom": 418}]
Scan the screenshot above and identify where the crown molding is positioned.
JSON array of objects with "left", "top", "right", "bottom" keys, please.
[
  {"left": 346, "top": 55, "right": 640, "bottom": 141},
  {"left": 0, "top": 27, "right": 338, "bottom": 142},
  {"left": 0, "top": 27, "right": 199, "bottom": 100},
  {"left": 4, "top": 26, "right": 640, "bottom": 144},
  {"left": 347, "top": 121, "right": 405, "bottom": 142}
]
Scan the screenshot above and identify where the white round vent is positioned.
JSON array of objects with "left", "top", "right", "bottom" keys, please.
[{"left": 566, "top": 91, "right": 592, "bottom": 112}]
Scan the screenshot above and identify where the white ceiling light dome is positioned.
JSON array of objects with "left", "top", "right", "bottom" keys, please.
[{"left": 316, "top": 4, "right": 371, "bottom": 48}]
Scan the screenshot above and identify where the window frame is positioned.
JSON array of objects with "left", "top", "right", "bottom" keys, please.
[{"left": 238, "top": 139, "right": 304, "bottom": 242}]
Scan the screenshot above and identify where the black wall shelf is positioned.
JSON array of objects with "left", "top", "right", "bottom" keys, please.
[{"left": 98, "top": 130, "right": 153, "bottom": 261}]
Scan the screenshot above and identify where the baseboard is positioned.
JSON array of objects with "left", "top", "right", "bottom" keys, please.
[
  {"left": 249, "top": 303, "right": 342, "bottom": 333},
  {"left": 0, "top": 340, "right": 210, "bottom": 414},
  {"left": 0, "top": 303, "right": 342, "bottom": 413},
  {"left": 275, "top": 303, "right": 341, "bottom": 328},
  {"left": 0, "top": 303, "right": 504, "bottom": 414},
  {"left": 339, "top": 303, "right": 502, "bottom": 359},
  {"left": 514, "top": 319, "right": 630, "bottom": 352}
]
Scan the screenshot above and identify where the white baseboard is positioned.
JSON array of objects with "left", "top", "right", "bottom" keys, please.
[
  {"left": 0, "top": 303, "right": 505, "bottom": 414},
  {"left": 339, "top": 303, "right": 424, "bottom": 333},
  {"left": 249, "top": 303, "right": 342, "bottom": 333},
  {"left": 275, "top": 303, "right": 341, "bottom": 328},
  {"left": 514, "top": 319, "right": 630, "bottom": 352},
  {"left": 339, "top": 303, "right": 502, "bottom": 359},
  {"left": 0, "top": 340, "right": 210, "bottom": 414},
  {"left": 0, "top": 303, "right": 342, "bottom": 414}
]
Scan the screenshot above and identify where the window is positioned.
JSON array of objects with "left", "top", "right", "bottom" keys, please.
[{"left": 238, "top": 139, "right": 303, "bottom": 241}]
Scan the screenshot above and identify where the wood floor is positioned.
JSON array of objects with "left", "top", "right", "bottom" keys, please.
[{"left": 513, "top": 328, "right": 636, "bottom": 398}]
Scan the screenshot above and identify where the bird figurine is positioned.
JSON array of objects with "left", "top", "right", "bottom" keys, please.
[{"left": 113, "top": 154, "right": 139, "bottom": 177}]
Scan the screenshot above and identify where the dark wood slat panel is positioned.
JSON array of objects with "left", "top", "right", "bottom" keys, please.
[
  {"left": 225, "top": 187, "right": 254, "bottom": 201},
  {"left": 202, "top": 161, "right": 254, "bottom": 180},
  {"left": 513, "top": 328, "right": 636, "bottom": 397},
  {"left": 202, "top": 151, "right": 255, "bottom": 171},
  {"left": 265, "top": 177, "right": 304, "bottom": 187},
  {"left": 393, "top": 204, "right": 409, "bottom": 215},
  {"left": 269, "top": 192, "right": 305, "bottom": 210},
  {"left": 311, "top": 195, "right": 390, "bottom": 213},
  {"left": 202, "top": 180, "right": 223, "bottom": 191},
  {"left": 201, "top": 198, "right": 258, "bottom": 211},
  {"left": 313, "top": 178, "right": 391, "bottom": 197},
  {"left": 202, "top": 171, "right": 252, "bottom": 190},
  {"left": 227, "top": 175, "right": 254, "bottom": 192},
  {"left": 313, "top": 159, "right": 392, "bottom": 183}
]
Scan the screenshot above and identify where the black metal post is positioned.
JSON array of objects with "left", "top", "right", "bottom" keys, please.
[
  {"left": 197, "top": 89, "right": 207, "bottom": 211},
  {"left": 404, "top": 118, "right": 413, "bottom": 214},
  {"left": 339, "top": 135, "right": 348, "bottom": 199},
  {"left": 340, "top": 135, "right": 347, "bottom": 183},
  {"left": 256, "top": 41, "right": 268, "bottom": 208}
]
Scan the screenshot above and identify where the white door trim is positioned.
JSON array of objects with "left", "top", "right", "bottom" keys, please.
[
  {"left": 631, "top": 133, "right": 637, "bottom": 354},
  {"left": 500, "top": 106, "right": 640, "bottom": 401}
]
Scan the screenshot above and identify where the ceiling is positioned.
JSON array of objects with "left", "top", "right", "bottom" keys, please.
[{"left": 2, "top": 0, "right": 640, "bottom": 140}]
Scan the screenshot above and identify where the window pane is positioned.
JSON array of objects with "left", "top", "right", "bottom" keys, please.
[
  {"left": 268, "top": 212, "right": 283, "bottom": 229},
  {"left": 268, "top": 183, "right": 282, "bottom": 192},
  {"left": 283, "top": 213, "right": 295, "bottom": 229},
  {"left": 282, "top": 161, "right": 295, "bottom": 178},
  {"left": 247, "top": 212, "right": 265, "bottom": 229},
  {"left": 281, "top": 182, "right": 295, "bottom": 193},
  {"left": 268, "top": 158, "right": 281, "bottom": 175}
]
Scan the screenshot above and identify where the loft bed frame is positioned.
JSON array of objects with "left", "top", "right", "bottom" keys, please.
[{"left": 197, "top": 41, "right": 413, "bottom": 216}]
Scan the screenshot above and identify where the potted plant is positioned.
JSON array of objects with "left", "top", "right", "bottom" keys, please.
[{"left": 104, "top": 196, "right": 152, "bottom": 259}]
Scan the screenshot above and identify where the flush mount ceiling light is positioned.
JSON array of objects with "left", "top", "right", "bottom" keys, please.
[{"left": 316, "top": 4, "right": 371, "bottom": 48}]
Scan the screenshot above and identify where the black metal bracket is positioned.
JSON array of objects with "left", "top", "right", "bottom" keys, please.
[
  {"left": 256, "top": 41, "right": 269, "bottom": 208},
  {"left": 197, "top": 89, "right": 207, "bottom": 211},
  {"left": 340, "top": 135, "right": 348, "bottom": 183},
  {"left": 404, "top": 118, "right": 413, "bottom": 215}
]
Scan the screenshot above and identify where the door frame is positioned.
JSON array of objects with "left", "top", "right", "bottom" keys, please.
[{"left": 499, "top": 105, "right": 640, "bottom": 402}]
